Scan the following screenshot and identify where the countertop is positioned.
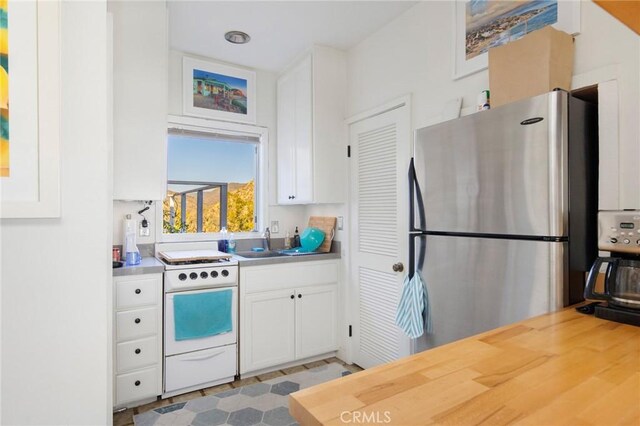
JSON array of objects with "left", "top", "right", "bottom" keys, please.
[
  {"left": 112, "top": 257, "right": 165, "bottom": 277},
  {"left": 233, "top": 251, "right": 340, "bottom": 266},
  {"left": 112, "top": 251, "right": 341, "bottom": 276},
  {"left": 289, "top": 308, "right": 640, "bottom": 425}
]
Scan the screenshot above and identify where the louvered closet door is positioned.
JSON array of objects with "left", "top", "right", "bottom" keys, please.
[{"left": 350, "top": 103, "right": 410, "bottom": 369}]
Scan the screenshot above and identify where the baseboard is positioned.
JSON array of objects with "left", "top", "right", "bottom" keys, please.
[{"left": 240, "top": 351, "right": 339, "bottom": 378}]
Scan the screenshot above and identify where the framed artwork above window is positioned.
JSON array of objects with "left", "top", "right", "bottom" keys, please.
[{"left": 182, "top": 57, "right": 256, "bottom": 124}]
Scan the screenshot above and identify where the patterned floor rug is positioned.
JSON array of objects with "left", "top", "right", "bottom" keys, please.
[{"left": 134, "top": 363, "right": 350, "bottom": 426}]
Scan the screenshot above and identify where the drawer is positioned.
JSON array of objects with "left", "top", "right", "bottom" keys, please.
[
  {"left": 116, "top": 307, "right": 158, "bottom": 342},
  {"left": 116, "top": 276, "right": 160, "bottom": 309},
  {"left": 115, "top": 367, "right": 159, "bottom": 406},
  {"left": 242, "top": 261, "right": 339, "bottom": 294},
  {"left": 116, "top": 336, "right": 158, "bottom": 373},
  {"left": 165, "top": 344, "right": 236, "bottom": 393}
]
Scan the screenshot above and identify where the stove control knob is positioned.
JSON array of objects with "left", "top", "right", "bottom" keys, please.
[
  {"left": 637, "top": 239, "right": 640, "bottom": 245},
  {"left": 221, "top": 269, "right": 229, "bottom": 277},
  {"left": 211, "top": 271, "right": 218, "bottom": 278},
  {"left": 200, "top": 271, "right": 208, "bottom": 279},
  {"left": 178, "top": 273, "right": 187, "bottom": 281},
  {"left": 610, "top": 237, "right": 618, "bottom": 244},
  {"left": 189, "top": 272, "right": 198, "bottom": 280},
  {"left": 623, "top": 239, "right": 630, "bottom": 244}
]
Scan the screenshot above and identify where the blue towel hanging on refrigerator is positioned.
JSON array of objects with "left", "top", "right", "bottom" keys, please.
[{"left": 395, "top": 270, "right": 432, "bottom": 339}]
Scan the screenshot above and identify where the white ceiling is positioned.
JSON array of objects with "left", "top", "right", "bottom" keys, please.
[{"left": 168, "top": 1, "right": 418, "bottom": 72}]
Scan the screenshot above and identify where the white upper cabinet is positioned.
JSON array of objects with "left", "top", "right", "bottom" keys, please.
[
  {"left": 276, "top": 46, "right": 347, "bottom": 205},
  {"left": 111, "top": 1, "right": 168, "bottom": 201}
]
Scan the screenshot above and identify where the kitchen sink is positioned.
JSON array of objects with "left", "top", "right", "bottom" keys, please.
[{"left": 234, "top": 250, "right": 286, "bottom": 259}]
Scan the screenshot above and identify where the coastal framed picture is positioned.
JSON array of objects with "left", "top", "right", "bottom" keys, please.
[
  {"left": 0, "top": 1, "right": 61, "bottom": 218},
  {"left": 453, "top": 0, "right": 581, "bottom": 80},
  {"left": 183, "top": 57, "right": 256, "bottom": 124}
]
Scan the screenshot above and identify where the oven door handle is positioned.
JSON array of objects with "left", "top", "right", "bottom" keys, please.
[{"left": 179, "top": 349, "right": 225, "bottom": 362}]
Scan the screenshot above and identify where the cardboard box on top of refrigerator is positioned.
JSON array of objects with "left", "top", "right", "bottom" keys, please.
[{"left": 489, "top": 26, "right": 574, "bottom": 108}]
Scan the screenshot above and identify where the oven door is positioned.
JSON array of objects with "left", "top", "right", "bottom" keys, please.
[{"left": 165, "top": 287, "right": 237, "bottom": 356}]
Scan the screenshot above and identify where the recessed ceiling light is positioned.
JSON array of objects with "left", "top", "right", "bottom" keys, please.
[{"left": 224, "top": 31, "right": 251, "bottom": 45}]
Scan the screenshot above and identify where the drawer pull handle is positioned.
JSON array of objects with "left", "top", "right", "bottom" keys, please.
[
  {"left": 180, "top": 350, "right": 224, "bottom": 362},
  {"left": 298, "top": 294, "right": 302, "bottom": 298},
  {"left": 135, "top": 289, "right": 141, "bottom": 294},
  {"left": 134, "top": 380, "right": 141, "bottom": 386},
  {"left": 134, "top": 318, "right": 141, "bottom": 324},
  {"left": 135, "top": 348, "right": 141, "bottom": 354},
  {"left": 290, "top": 295, "right": 294, "bottom": 299}
]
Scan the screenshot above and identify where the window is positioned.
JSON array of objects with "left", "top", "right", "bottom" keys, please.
[{"left": 163, "top": 128, "right": 260, "bottom": 236}]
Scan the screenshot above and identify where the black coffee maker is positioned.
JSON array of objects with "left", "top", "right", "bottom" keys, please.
[{"left": 584, "top": 210, "right": 640, "bottom": 326}]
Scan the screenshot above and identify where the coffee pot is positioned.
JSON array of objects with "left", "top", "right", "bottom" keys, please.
[{"left": 584, "top": 211, "right": 640, "bottom": 310}]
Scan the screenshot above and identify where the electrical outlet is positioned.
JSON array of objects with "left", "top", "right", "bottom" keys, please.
[
  {"left": 337, "top": 216, "right": 344, "bottom": 230},
  {"left": 270, "top": 220, "right": 280, "bottom": 234}
]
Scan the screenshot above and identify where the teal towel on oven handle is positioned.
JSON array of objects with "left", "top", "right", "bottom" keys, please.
[{"left": 173, "top": 290, "right": 233, "bottom": 341}]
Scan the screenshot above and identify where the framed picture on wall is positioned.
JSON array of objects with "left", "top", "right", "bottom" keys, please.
[
  {"left": 0, "top": 0, "right": 61, "bottom": 218},
  {"left": 183, "top": 57, "right": 256, "bottom": 124},
  {"left": 453, "top": 0, "right": 581, "bottom": 80}
]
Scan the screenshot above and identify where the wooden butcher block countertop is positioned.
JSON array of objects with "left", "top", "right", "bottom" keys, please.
[{"left": 290, "top": 308, "right": 640, "bottom": 425}]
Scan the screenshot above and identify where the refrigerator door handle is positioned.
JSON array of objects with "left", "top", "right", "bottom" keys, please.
[
  {"left": 409, "top": 158, "right": 427, "bottom": 233},
  {"left": 409, "top": 158, "right": 428, "bottom": 281},
  {"left": 409, "top": 233, "right": 427, "bottom": 280}
]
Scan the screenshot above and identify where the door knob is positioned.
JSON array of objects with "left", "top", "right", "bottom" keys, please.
[{"left": 392, "top": 262, "right": 404, "bottom": 272}]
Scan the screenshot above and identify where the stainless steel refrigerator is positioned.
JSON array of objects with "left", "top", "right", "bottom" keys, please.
[{"left": 410, "top": 90, "right": 598, "bottom": 352}]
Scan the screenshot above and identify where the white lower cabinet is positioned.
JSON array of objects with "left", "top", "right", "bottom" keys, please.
[
  {"left": 240, "top": 260, "right": 339, "bottom": 375},
  {"left": 113, "top": 274, "right": 163, "bottom": 407},
  {"left": 295, "top": 284, "right": 338, "bottom": 359},
  {"left": 243, "top": 289, "right": 296, "bottom": 371}
]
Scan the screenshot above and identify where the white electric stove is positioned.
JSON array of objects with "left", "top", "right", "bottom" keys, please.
[{"left": 156, "top": 244, "right": 238, "bottom": 398}]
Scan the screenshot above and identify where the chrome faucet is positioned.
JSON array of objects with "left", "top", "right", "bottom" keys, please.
[{"left": 263, "top": 227, "right": 271, "bottom": 251}]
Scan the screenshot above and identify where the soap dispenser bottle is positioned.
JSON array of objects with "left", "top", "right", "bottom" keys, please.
[
  {"left": 293, "top": 226, "right": 301, "bottom": 248},
  {"left": 228, "top": 233, "right": 236, "bottom": 253}
]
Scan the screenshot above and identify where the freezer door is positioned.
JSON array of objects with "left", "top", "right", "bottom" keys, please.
[
  {"left": 414, "top": 91, "right": 568, "bottom": 237},
  {"left": 412, "top": 235, "right": 567, "bottom": 353}
]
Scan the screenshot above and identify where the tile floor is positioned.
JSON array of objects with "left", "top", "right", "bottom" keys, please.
[{"left": 114, "top": 358, "right": 363, "bottom": 426}]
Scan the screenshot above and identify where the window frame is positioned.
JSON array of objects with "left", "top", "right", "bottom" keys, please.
[{"left": 156, "top": 114, "right": 269, "bottom": 242}]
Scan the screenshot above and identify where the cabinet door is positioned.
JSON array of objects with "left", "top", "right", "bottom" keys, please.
[
  {"left": 276, "top": 71, "right": 296, "bottom": 204},
  {"left": 295, "top": 284, "right": 338, "bottom": 359},
  {"left": 112, "top": 2, "right": 167, "bottom": 200},
  {"left": 241, "top": 289, "right": 296, "bottom": 374},
  {"left": 292, "top": 55, "right": 313, "bottom": 203},
  {"left": 277, "top": 55, "right": 313, "bottom": 205}
]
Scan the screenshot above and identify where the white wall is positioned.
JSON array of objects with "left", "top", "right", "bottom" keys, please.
[
  {"left": 0, "top": 2, "right": 111, "bottom": 424},
  {"left": 113, "top": 200, "right": 157, "bottom": 246},
  {"left": 114, "top": 47, "right": 310, "bottom": 243},
  {"left": 347, "top": 0, "right": 640, "bottom": 208}
]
